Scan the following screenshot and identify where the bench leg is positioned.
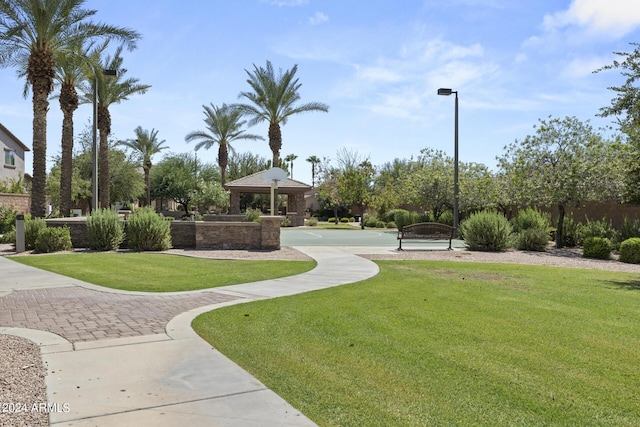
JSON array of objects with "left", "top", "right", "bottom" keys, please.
[
  {"left": 448, "top": 239, "right": 452, "bottom": 250},
  {"left": 398, "top": 239, "right": 403, "bottom": 251}
]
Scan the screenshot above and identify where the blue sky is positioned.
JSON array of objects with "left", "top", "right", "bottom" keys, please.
[{"left": 2, "top": 0, "right": 640, "bottom": 186}]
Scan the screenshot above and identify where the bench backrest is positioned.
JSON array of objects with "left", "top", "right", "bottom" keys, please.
[{"left": 401, "top": 222, "right": 454, "bottom": 238}]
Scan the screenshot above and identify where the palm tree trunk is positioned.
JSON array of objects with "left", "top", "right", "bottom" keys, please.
[
  {"left": 218, "top": 144, "right": 228, "bottom": 186},
  {"left": 28, "top": 52, "right": 55, "bottom": 218},
  {"left": 59, "top": 83, "right": 78, "bottom": 217},
  {"left": 268, "top": 122, "right": 282, "bottom": 168},
  {"left": 98, "top": 105, "right": 111, "bottom": 208},
  {"left": 144, "top": 166, "right": 151, "bottom": 207}
]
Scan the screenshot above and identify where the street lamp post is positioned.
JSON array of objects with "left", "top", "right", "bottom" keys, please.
[
  {"left": 437, "top": 88, "right": 459, "bottom": 237},
  {"left": 92, "top": 69, "right": 117, "bottom": 212}
]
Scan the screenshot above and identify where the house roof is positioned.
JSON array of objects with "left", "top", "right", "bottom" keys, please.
[
  {"left": 0, "top": 123, "right": 30, "bottom": 152},
  {"left": 225, "top": 170, "right": 311, "bottom": 192}
]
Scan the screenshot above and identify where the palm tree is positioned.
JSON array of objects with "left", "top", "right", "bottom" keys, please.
[
  {"left": 185, "top": 103, "right": 263, "bottom": 186},
  {"left": 284, "top": 153, "right": 298, "bottom": 179},
  {"left": 80, "top": 45, "right": 150, "bottom": 207},
  {"left": 237, "top": 60, "right": 329, "bottom": 168},
  {"left": 118, "top": 126, "right": 167, "bottom": 206},
  {"left": 306, "top": 155, "right": 320, "bottom": 187},
  {"left": 55, "top": 39, "right": 107, "bottom": 217},
  {"left": 0, "top": 0, "right": 139, "bottom": 217}
]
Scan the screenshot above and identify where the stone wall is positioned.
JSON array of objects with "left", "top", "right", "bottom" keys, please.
[
  {"left": 45, "top": 216, "right": 280, "bottom": 250},
  {"left": 0, "top": 193, "right": 30, "bottom": 213}
]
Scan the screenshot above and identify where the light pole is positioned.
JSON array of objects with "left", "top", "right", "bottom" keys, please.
[
  {"left": 437, "top": 88, "right": 459, "bottom": 237},
  {"left": 92, "top": 69, "right": 117, "bottom": 213}
]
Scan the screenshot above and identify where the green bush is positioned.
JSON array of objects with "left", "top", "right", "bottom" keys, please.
[
  {"left": 375, "top": 220, "right": 386, "bottom": 228},
  {"left": 349, "top": 217, "right": 356, "bottom": 223},
  {"left": 614, "top": 217, "right": 640, "bottom": 249},
  {"left": 0, "top": 206, "right": 18, "bottom": 234},
  {"left": 580, "top": 217, "right": 614, "bottom": 244},
  {"left": 328, "top": 217, "right": 337, "bottom": 223},
  {"left": 86, "top": 208, "right": 124, "bottom": 251},
  {"left": 244, "top": 208, "right": 261, "bottom": 222},
  {"left": 280, "top": 216, "right": 292, "bottom": 227},
  {"left": 340, "top": 217, "right": 350, "bottom": 223},
  {"left": 394, "top": 210, "right": 430, "bottom": 230},
  {"left": 305, "top": 217, "right": 318, "bottom": 226},
  {"left": 582, "top": 237, "right": 612, "bottom": 260},
  {"left": 25, "top": 217, "right": 46, "bottom": 250},
  {"left": 126, "top": 207, "right": 172, "bottom": 251},
  {"left": 392, "top": 209, "right": 410, "bottom": 230},
  {"left": 511, "top": 208, "right": 550, "bottom": 251},
  {"left": 364, "top": 216, "right": 379, "bottom": 227},
  {"left": 561, "top": 213, "right": 581, "bottom": 247},
  {"left": 459, "top": 210, "right": 511, "bottom": 252},
  {"left": 436, "top": 211, "right": 454, "bottom": 226},
  {"left": 386, "top": 221, "right": 396, "bottom": 229},
  {"left": 619, "top": 237, "right": 640, "bottom": 264},
  {"left": 34, "top": 226, "right": 72, "bottom": 253}
]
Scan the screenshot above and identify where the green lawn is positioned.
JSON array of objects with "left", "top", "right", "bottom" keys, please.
[
  {"left": 193, "top": 261, "right": 640, "bottom": 426},
  {"left": 8, "top": 253, "right": 316, "bottom": 292}
]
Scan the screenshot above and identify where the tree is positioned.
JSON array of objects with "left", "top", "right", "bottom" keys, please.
[
  {"left": 336, "top": 149, "right": 375, "bottom": 229},
  {"left": 118, "top": 126, "right": 168, "bottom": 206},
  {"left": 185, "top": 103, "right": 263, "bottom": 186},
  {"left": 151, "top": 153, "right": 211, "bottom": 214},
  {"left": 497, "top": 116, "right": 624, "bottom": 248},
  {"left": 80, "top": 45, "right": 150, "bottom": 208},
  {"left": 0, "top": 0, "right": 139, "bottom": 217},
  {"left": 284, "top": 153, "right": 298, "bottom": 178},
  {"left": 237, "top": 60, "right": 329, "bottom": 167},
  {"left": 55, "top": 39, "right": 107, "bottom": 216},
  {"left": 306, "top": 155, "right": 320, "bottom": 187},
  {"left": 316, "top": 163, "right": 345, "bottom": 223}
]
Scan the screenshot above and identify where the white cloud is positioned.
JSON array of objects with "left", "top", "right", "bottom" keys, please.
[
  {"left": 561, "top": 55, "right": 611, "bottom": 78},
  {"left": 543, "top": 0, "right": 640, "bottom": 37},
  {"left": 309, "top": 11, "right": 328, "bottom": 26}
]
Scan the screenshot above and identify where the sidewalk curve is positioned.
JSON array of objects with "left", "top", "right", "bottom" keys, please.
[{"left": 0, "top": 246, "right": 379, "bottom": 426}]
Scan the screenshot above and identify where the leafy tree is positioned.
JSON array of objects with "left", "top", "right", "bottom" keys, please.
[
  {"left": 497, "top": 116, "right": 624, "bottom": 248},
  {"left": 316, "top": 164, "right": 345, "bottom": 223},
  {"left": 306, "top": 155, "right": 321, "bottom": 187},
  {"left": 185, "top": 103, "right": 263, "bottom": 186},
  {"left": 118, "top": 126, "right": 168, "bottom": 206},
  {"left": 0, "top": 0, "right": 140, "bottom": 216},
  {"left": 237, "top": 60, "right": 329, "bottom": 167},
  {"left": 227, "top": 151, "right": 270, "bottom": 181},
  {"left": 79, "top": 45, "right": 150, "bottom": 207},
  {"left": 335, "top": 149, "right": 375, "bottom": 229}
]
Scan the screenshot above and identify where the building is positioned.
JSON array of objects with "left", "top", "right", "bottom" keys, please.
[{"left": 0, "top": 123, "right": 29, "bottom": 184}]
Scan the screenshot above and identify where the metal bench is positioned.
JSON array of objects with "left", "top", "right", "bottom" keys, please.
[{"left": 397, "top": 222, "right": 455, "bottom": 250}]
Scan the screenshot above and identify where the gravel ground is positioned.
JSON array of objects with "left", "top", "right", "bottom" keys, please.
[
  {"left": 1, "top": 244, "right": 638, "bottom": 427},
  {"left": 0, "top": 335, "right": 48, "bottom": 427}
]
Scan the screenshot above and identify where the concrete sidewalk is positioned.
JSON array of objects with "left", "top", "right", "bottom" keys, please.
[{"left": 0, "top": 246, "right": 379, "bottom": 426}]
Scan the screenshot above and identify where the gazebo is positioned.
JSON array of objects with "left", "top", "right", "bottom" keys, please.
[{"left": 225, "top": 170, "right": 312, "bottom": 226}]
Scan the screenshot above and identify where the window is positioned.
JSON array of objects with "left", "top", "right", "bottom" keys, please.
[{"left": 4, "top": 149, "right": 15, "bottom": 167}]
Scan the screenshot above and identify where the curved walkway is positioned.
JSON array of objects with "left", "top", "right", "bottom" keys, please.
[{"left": 0, "top": 246, "right": 379, "bottom": 426}]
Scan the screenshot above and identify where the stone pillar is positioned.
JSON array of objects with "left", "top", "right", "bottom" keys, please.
[
  {"left": 295, "top": 192, "right": 306, "bottom": 226},
  {"left": 259, "top": 216, "right": 281, "bottom": 250},
  {"left": 230, "top": 191, "right": 241, "bottom": 214}
]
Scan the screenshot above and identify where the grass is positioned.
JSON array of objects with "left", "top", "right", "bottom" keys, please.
[
  {"left": 193, "top": 261, "right": 640, "bottom": 426},
  {"left": 312, "top": 221, "right": 360, "bottom": 229},
  {"left": 8, "top": 253, "right": 316, "bottom": 292}
]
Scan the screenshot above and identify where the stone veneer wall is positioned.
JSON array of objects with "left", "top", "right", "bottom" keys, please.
[
  {"left": 45, "top": 216, "right": 280, "bottom": 250},
  {"left": 0, "top": 193, "right": 30, "bottom": 213}
]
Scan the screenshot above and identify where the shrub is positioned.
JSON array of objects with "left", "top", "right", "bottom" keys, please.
[
  {"left": 619, "top": 237, "right": 640, "bottom": 264},
  {"left": 349, "top": 217, "right": 356, "bottom": 223},
  {"left": 392, "top": 209, "right": 411, "bottom": 230},
  {"left": 376, "top": 220, "right": 386, "bottom": 228},
  {"left": 305, "top": 217, "right": 318, "bottom": 226},
  {"left": 126, "top": 207, "right": 172, "bottom": 251},
  {"left": 0, "top": 206, "right": 18, "bottom": 234},
  {"left": 280, "top": 216, "right": 292, "bottom": 227},
  {"left": 25, "top": 217, "right": 46, "bottom": 250},
  {"left": 328, "top": 217, "right": 337, "bottom": 223},
  {"left": 580, "top": 217, "right": 614, "bottom": 243},
  {"left": 561, "top": 213, "right": 581, "bottom": 247},
  {"left": 459, "top": 210, "right": 511, "bottom": 252},
  {"left": 614, "top": 217, "right": 640, "bottom": 249},
  {"left": 86, "top": 208, "right": 124, "bottom": 251},
  {"left": 394, "top": 210, "right": 430, "bottom": 230},
  {"left": 511, "top": 208, "right": 550, "bottom": 251},
  {"left": 582, "top": 237, "right": 612, "bottom": 260},
  {"left": 386, "top": 221, "right": 396, "bottom": 229},
  {"left": 436, "top": 211, "right": 454, "bottom": 226},
  {"left": 244, "top": 208, "right": 261, "bottom": 222},
  {"left": 340, "top": 217, "right": 350, "bottom": 223},
  {"left": 34, "top": 226, "right": 72, "bottom": 253},
  {"left": 364, "top": 216, "right": 379, "bottom": 227}
]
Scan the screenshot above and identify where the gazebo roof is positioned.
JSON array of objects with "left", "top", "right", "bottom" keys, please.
[{"left": 225, "top": 170, "right": 311, "bottom": 192}]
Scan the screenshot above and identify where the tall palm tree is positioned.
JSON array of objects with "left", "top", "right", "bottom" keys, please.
[
  {"left": 237, "top": 60, "right": 329, "bottom": 168},
  {"left": 284, "top": 153, "right": 297, "bottom": 178},
  {"left": 185, "top": 103, "right": 263, "bottom": 186},
  {"left": 306, "top": 155, "right": 320, "bottom": 187},
  {"left": 80, "top": 45, "right": 150, "bottom": 207},
  {"left": 55, "top": 39, "right": 107, "bottom": 217},
  {"left": 0, "top": 0, "right": 139, "bottom": 217},
  {"left": 118, "top": 126, "right": 167, "bottom": 206}
]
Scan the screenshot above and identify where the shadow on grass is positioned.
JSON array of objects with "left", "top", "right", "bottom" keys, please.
[{"left": 604, "top": 278, "right": 640, "bottom": 291}]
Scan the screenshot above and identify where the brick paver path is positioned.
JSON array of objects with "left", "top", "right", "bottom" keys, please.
[{"left": 0, "top": 286, "right": 241, "bottom": 343}]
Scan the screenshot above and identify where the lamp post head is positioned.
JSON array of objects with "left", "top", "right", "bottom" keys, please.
[{"left": 438, "top": 88, "right": 453, "bottom": 96}]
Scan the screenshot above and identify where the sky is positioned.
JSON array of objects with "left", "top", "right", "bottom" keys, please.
[{"left": 2, "top": 0, "right": 640, "bottom": 187}]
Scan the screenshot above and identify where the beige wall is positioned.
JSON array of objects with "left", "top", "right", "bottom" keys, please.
[{"left": 0, "top": 127, "right": 26, "bottom": 184}]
